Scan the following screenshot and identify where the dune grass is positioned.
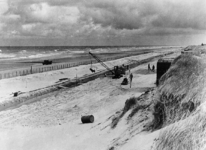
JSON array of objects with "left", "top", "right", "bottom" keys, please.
[
  {"left": 111, "top": 89, "right": 153, "bottom": 129},
  {"left": 153, "top": 53, "right": 206, "bottom": 149},
  {"left": 156, "top": 54, "right": 205, "bottom": 126},
  {"left": 155, "top": 111, "right": 206, "bottom": 150},
  {"left": 111, "top": 97, "right": 137, "bottom": 128}
]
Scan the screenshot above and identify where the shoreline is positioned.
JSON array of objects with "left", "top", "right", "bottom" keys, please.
[{"left": 0, "top": 47, "right": 178, "bottom": 72}]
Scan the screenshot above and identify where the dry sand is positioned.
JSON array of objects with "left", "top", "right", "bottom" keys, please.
[{"left": 0, "top": 49, "right": 180, "bottom": 150}]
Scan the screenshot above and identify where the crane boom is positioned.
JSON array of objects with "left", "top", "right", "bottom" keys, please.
[{"left": 89, "top": 52, "right": 114, "bottom": 74}]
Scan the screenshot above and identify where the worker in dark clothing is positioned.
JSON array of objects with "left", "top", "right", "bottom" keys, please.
[
  {"left": 129, "top": 73, "right": 133, "bottom": 88},
  {"left": 152, "top": 65, "right": 155, "bottom": 72},
  {"left": 148, "top": 64, "right": 151, "bottom": 71}
]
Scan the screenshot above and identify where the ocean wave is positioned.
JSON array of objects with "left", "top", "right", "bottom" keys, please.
[
  {"left": 89, "top": 48, "right": 112, "bottom": 53},
  {"left": 71, "top": 50, "right": 85, "bottom": 54},
  {"left": 0, "top": 46, "right": 172, "bottom": 60},
  {"left": 28, "top": 54, "right": 45, "bottom": 58},
  {"left": 0, "top": 53, "right": 15, "bottom": 58},
  {"left": 19, "top": 50, "right": 27, "bottom": 53}
]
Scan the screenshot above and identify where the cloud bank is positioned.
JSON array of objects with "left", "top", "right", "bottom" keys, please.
[{"left": 0, "top": 0, "right": 206, "bottom": 46}]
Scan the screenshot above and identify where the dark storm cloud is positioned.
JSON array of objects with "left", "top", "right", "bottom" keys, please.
[
  {"left": 79, "top": 0, "right": 146, "bottom": 30},
  {"left": 150, "top": 0, "right": 206, "bottom": 30},
  {"left": 0, "top": 0, "right": 206, "bottom": 46},
  {"left": 8, "top": 0, "right": 81, "bottom": 6},
  {"left": 1, "top": 0, "right": 81, "bottom": 38},
  {"left": 2, "top": 0, "right": 206, "bottom": 34},
  {"left": 79, "top": 0, "right": 206, "bottom": 32}
]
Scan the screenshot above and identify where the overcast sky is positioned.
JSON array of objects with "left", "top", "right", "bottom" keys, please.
[{"left": 0, "top": 0, "right": 206, "bottom": 46}]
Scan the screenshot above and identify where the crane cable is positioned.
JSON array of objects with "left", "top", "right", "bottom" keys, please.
[{"left": 89, "top": 52, "right": 96, "bottom": 73}]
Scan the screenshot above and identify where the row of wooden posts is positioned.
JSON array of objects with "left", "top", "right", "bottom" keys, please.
[{"left": 0, "top": 54, "right": 135, "bottom": 80}]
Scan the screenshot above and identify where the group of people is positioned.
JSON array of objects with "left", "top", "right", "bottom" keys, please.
[
  {"left": 125, "top": 64, "right": 155, "bottom": 88},
  {"left": 148, "top": 64, "right": 155, "bottom": 72}
]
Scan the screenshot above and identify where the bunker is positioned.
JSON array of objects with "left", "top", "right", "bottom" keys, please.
[{"left": 156, "top": 58, "right": 173, "bottom": 85}]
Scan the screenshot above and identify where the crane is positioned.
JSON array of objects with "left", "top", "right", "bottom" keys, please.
[
  {"left": 88, "top": 52, "right": 126, "bottom": 79},
  {"left": 89, "top": 52, "right": 114, "bottom": 74}
]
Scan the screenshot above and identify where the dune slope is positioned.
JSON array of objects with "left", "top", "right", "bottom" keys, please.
[{"left": 153, "top": 46, "right": 206, "bottom": 150}]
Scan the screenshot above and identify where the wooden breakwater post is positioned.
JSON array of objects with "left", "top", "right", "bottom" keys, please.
[{"left": 156, "top": 58, "right": 173, "bottom": 85}]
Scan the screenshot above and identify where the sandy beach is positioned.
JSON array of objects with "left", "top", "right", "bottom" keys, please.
[
  {"left": 0, "top": 47, "right": 177, "bottom": 102},
  {"left": 0, "top": 47, "right": 180, "bottom": 150},
  {"left": 1, "top": 0, "right": 206, "bottom": 149}
]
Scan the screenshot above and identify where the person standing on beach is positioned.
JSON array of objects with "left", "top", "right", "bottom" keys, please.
[
  {"left": 148, "top": 64, "right": 151, "bottom": 71},
  {"left": 152, "top": 65, "right": 155, "bottom": 72},
  {"left": 129, "top": 73, "right": 133, "bottom": 88}
]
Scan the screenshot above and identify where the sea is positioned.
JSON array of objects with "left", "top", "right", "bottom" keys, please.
[
  {"left": 0, "top": 46, "right": 171, "bottom": 60},
  {"left": 0, "top": 46, "right": 174, "bottom": 71}
]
